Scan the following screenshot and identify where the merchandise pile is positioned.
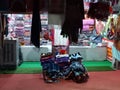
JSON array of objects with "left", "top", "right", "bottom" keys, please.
[{"left": 40, "top": 52, "right": 89, "bottom": 83}]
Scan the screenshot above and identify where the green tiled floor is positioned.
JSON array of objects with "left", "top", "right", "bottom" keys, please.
[{"left": 0, "top": 60, "right": 114, "bottom": 74}]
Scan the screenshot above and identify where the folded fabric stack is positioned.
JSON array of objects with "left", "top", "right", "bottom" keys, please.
[
  {"left": 40, "top": 52, "right": 89, "bottom": 83},
  {"left": 64, "top": 52, "right": 89, "bottom": 83},
  {"left": 40, "top": 52, "right": 61, "bottom": 83},
  {"left": 69, "top": 52, "right": 83, "bottom": 63},
  {"left": 40, "top": 52, "right": 54, "bottom": 66},
  {"left": 55, "top": 54, "right": 69, "bottom": 65}
]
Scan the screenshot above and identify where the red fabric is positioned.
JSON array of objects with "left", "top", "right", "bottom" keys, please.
[
  {"left": 109, "top": 6, "right": 113, "bottom": 14},
  {"left": 60, "top": 49, "right": 66, "bottom": 54},
  {"left": 50, "top": 28, "right": 54, "bottom": 45}
]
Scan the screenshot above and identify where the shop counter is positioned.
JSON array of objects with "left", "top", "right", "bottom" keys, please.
[
  {"left": 21, "top": 45, "right": 52, "bottom": 61},
  {"left": 21, "top": 45, "right": 107, "bottom": 61},
  {"left": 69, "top": 46, "right": 107, "bottom": 61}
]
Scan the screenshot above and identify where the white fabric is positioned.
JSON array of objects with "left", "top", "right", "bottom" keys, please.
[{"left": 54, "top": 25, "right": 69, "bottom": 45}]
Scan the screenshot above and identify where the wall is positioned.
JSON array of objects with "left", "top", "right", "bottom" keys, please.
[{"left": 48, "top": 14, "right": 64, "bottom": 25}]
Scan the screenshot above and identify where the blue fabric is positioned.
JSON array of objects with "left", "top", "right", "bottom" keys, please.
[
  {"left": 112, "top": 45, "right": 120, "bottom": 61},
  {"left": 55, "top": 57, "right": 69, "bottom": 63},
  {"left": 90, "top": 29, "right": 103, "bottom": 44}
]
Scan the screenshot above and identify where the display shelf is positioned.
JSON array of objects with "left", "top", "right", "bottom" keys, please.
[{"left": 7, "top": 13, "right": 48, "bottom": 46}]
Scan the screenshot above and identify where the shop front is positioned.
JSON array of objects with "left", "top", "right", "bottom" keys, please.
[{"left": 0, "top": 0, "right": 120, "bottom": 69}]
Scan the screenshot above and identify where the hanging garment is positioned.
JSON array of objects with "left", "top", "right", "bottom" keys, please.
[
  {"left": 54, "top": 25, "right": 69, "bottom": 45},
  {"left": 61, "top": 0, "right": 84, "bottom": 43},
  {"left": 88, "top": 1, "right": 110, "bottom": 21},
  {"left": 31, "top": 0, "right": 41, "bottom": 48}
]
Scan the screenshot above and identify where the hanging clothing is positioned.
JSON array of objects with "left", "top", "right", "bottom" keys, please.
[
  {"left": 88, "top": 1, "right": 110, "bottom": 21},
  {"left": 61, "top": 0, "right": 84, "bottom": 43},
  {"left": 54, "top": 25, "right": 69, "bottom": 45},
  {"left": 31, "top": 0, "right": 41, "bottom": 48}
]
